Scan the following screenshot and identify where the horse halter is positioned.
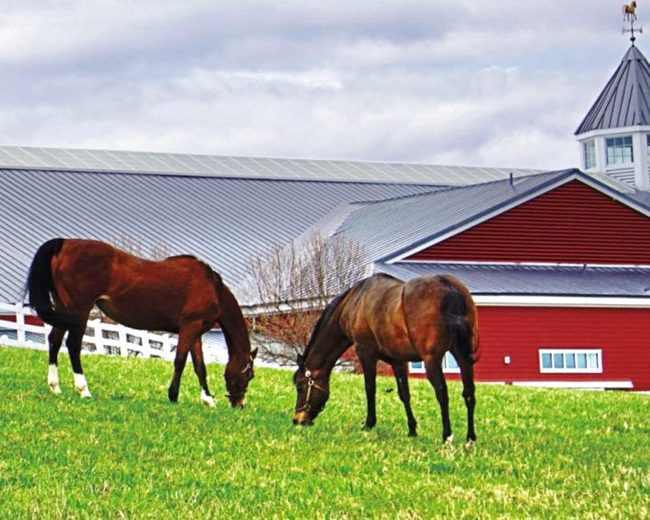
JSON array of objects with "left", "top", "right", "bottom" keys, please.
[
  {"left": 296, "top": 369, "right": 328, "bottom": 414},
  {"left": 224, "top": 357, "right": 254, "bottom": 400}
]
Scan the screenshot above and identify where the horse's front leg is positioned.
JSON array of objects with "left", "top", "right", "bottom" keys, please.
[
  {"left": 357, "top": 345, "right": 378, "bottom": 431},
  {"left": 424, "top": 354, "right": 452, "bottom": 444},
  {"left": 390, "top": 361, "right": 418, "bottom": 437}
]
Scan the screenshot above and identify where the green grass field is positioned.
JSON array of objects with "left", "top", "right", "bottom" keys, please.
[{"left": 1, "top": 346, "right": 648, "bottom": 519}]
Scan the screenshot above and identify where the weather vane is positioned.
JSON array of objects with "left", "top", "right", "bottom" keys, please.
[{"left": 623, "top": 1, "right": 643, "bottom": 43}]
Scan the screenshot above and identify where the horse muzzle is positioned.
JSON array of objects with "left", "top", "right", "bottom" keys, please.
[
  {"left": 226, "top": 394, "right": 246, "bottom": 409},
  {"left": 293, "top": 411, "right": 314, "bottom": 426}
]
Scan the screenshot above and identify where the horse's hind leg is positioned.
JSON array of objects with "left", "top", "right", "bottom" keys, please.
[
  {"left": 47, "top": 327, "right": 65, "bottom": 394},
  {"left": 66, "top": 323, "right": 92, "bottom": 398},
  {"left": 424, "top": 353, "right": 452, "bottom": 444},
  {"left": 390, "top": 361, "right": 418, "bottom": 437},
  {"left": 458, "top": 360, "right": 476, "bottom": 445},
  {"left": 168, "top": 323, "right": 201, "bottom": 404},
  {"left": 190, "top": 339, "right": 215, "bottom": 408}
]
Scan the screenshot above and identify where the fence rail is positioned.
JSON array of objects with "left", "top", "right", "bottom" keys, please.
[{"left": 0, "top": 302, "right": 178, "bottom": 360}]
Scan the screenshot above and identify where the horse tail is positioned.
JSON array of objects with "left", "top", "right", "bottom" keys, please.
[
  {"left": 25, "top": 238, "right": 73, "bottom": 329},
  {"left": 438, "top": 275, "right": 478, "bottom": 366}
]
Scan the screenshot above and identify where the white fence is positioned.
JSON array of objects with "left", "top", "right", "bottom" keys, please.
[{"left": 0, "top": 302, "right": 178, "bottom": 360}]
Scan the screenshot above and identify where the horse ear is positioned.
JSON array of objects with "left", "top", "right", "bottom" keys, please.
[
  {"left": 296, "top": 353, "right": 304, "bottom": 367},
  {"left": 251, "top": 348, "right": 258, "bottom": 360}
]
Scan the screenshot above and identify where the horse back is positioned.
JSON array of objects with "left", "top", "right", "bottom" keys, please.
[
  {"left": 343, "top": 274, "right": 412, "bottom": 354},
  {"left": 51, "top": 239, "right": 220, "bottom": 330}
]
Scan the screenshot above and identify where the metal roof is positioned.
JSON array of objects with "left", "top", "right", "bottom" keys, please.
[
  {"left": 0, "top": 167, "right": 443, "bottom": 304},
  {"left": 375, "top": 262, "right": 650, "bottom": 297},
  {"left": 331, "top": 168, "right": 650, "bottom": 264},
  {"left": 576, "top": 44, "right": 650, "bottom": 135},
  {"left": 0, "top": 145, "right": 539, "bottom": 185}
]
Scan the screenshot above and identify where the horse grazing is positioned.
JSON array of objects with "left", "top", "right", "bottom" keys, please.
[
  {"left": 623, "top": 1, "right": 637, "bottom": 22},
  {"left": 293, "top": 273, "right": 478, "bottom": 445},
  {"left": 26, "top": 238, "right": 256, "bottom": 407}
]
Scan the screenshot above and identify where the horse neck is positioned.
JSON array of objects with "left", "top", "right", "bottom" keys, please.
[
  {"left": 304, "top": 319, "right": 350, "bottom": 377},
  {"left": 217, "top": 283, "right": 251, "bottom": 362}
]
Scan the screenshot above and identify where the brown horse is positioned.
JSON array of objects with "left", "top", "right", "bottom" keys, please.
[
  {"left": 293, "top": 273, "right": 478, "bottom": 444},
  {"left": 26, "top": 238, "right": 256, "bottom": 407}
]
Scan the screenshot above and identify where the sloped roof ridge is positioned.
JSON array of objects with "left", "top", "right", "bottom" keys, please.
[
  {"left": 348, "top": 168, "right": 579, "bottom": 206},
  {"left": 0, "top": 144, "right": 540, "bottom": 185}
]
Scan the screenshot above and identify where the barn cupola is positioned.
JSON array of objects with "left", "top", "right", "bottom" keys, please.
[{"left": 576, "top": 9, "right": 650, "bottom": 190}]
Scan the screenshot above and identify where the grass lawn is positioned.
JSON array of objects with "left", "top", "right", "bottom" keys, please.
[{"left": 0, "top": 346, "right": 648, "bottom": 519}]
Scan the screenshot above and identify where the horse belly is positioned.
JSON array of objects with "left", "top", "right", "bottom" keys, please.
[{"left": 97, "top": 295, "right": 181, "bottom": 333}]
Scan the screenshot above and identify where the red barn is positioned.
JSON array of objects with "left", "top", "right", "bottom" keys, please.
[{"left": 333, "top": 169, "right": 650, "bottom": 390}]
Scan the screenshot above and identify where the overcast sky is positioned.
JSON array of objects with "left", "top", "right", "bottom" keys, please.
[{"left": 0, "top": 1, "right": 641, "bottom": 170}]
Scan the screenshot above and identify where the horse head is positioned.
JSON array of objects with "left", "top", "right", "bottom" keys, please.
[
  {"left": 224, "top": 348, "right": 257, "bottom": 408},
  {"left": 292, "top": 353, "right": 330, "bottom": 425}
]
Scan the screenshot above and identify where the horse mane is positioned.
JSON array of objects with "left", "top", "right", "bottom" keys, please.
[
  {"left": 166, "top": 254, "right": 199, "bottom": 261},
  {"left": 301, "top": 285, "right": 354, "bottom": 361}
]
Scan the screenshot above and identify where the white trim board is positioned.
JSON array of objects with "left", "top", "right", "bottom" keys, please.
[
  {"left": 473, "top": 295, "right": 650, "bottom": 308},
  {"left": 512, "top": 381, "right": 633, "bottom": 390}
]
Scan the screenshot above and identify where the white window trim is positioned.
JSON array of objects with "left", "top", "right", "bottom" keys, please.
[
  {"left": 409, "top": 352, "right": 460, "bottom": 374},
  {"left": 539, "top": 349, "right": 603, "bottom": 374}
]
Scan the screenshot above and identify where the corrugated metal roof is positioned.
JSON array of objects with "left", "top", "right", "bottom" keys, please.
[
  {"left": 332, "top": 169, "right": 650, "bottom": 264},
  {"left": 576, "top": 45, "right": 650, "bottom": 134},
  {"left": 0, "top": 167, "right": 443, "bottom": 304},
  {"left": 375, "top": 262, "right": 650, "bottom": 297},
  {"left": 0, "top": 145, "right": 539, "bottom": 185}
]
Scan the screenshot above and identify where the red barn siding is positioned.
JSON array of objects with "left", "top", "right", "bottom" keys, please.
[
  {"left": 473, "top": 306, "right": 650, "bottom": 390},
  {"left": 408, "top": 181, "right": 650, "bottom": 264}
]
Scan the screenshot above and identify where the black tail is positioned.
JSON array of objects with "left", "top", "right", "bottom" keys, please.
[
  {"left": 439, "top": 276, "right": 477, "bottom": 366},
  {"left": 25, "top": 238, "right": 73, "bottom": 329}
]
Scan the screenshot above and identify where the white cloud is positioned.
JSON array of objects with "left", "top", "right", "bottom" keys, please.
[{"left": 0, "top": 1, "right": 638, "bottom": 170}]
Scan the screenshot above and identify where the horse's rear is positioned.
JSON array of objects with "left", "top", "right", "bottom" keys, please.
[{"left": 403, "top": 275, "right": 478, "bottom": 444}]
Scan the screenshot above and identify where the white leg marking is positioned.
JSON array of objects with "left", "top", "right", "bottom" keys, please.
[
  {"left": 48, "top": 364, "right": 62, "bottom": 395},
  {"left": 466, "top": 439, "right": 476, "bottom": 449},
  {"left": 73, "top": 372, "right": 92, "bottom": 399},
  {"left": 200, "top": 389, "right": 216, "bottom": 408},
  {"left": 444, "top": 434, "right": 454, "bottom": 445}
]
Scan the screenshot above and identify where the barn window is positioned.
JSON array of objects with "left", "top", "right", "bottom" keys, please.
[
  {"left": 606, "top": 136, "right": 633, "bottom": 165},
  {"left": 539, "top": 349, "right": 602, "bottom": 373},
  {"left": 409, "top": 352, "right": 459, "bottom": 374}
]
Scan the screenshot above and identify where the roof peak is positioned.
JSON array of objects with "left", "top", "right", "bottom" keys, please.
[{"left": 575, "top": 43, "right": 650, "bottom": 135}]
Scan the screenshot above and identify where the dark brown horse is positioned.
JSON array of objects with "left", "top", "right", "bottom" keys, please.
[
  {"left": 293, "top": 273, "right": 478, "bottom": 444},
  {"left": 26, "top": 238, "right": 256, "bottom": 407}
]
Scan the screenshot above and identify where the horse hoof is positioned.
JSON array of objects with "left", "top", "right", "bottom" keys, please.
[
  {"left": 465, "top": 439, "right": 476, "bottom": 449},
  {"left": 443, "top": 434, "right": 454, "bottom": 445},
  {"left": 201, "top": 394, "right": 216, "bottom": 408},
  {"left": 408, "top": 431, "right": 418, "bottom": 438},
  {"left": 77, "top": 388, "right": 92, "bottom": 399},
  {"left": 49, "top": 383, "right": 62, "bottom": 395}
]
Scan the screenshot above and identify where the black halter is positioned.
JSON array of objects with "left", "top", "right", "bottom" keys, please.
[{"left": 296, "top": 369, "right": 328, "bottom": 414}]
